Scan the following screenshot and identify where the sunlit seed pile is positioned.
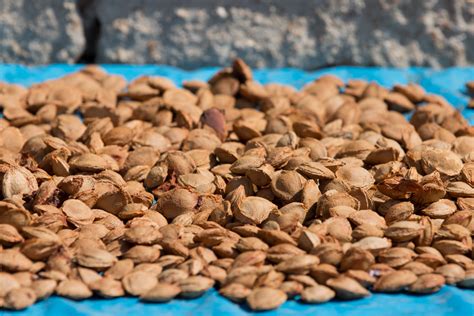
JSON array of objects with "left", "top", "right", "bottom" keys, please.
[{"left": 0, "top": 59, "right": 473, "bottom": 311}]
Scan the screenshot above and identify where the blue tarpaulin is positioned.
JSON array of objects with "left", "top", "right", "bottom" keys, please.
[{"left": 0, "top": 65, "right": 473, "bottom": 316}]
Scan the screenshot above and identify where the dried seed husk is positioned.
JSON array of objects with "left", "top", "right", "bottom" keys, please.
[
  {"left": 122, "top": 271, "right": 158, "bottom": 296},
  {"left": 352, "top": 224, "right": 384, "bottom": 240},
  {"left": 384, "top": 221, "right": 423, "bottom": 242},
  {"left": 421, "top": 148, "right": 463, "bottom": 176},
  {"left": 90, "top": 277, "right": 125, "bottom": 298},
  {"left": 230, "top": 249, "right": 264, "bottom": 268},
  {"left": 444, "top": 209, "right": 473, "bottom": 226},
  {"left": 407, "top": 273, "right": 445, "bottom": 294},
  {"left": 69, "top": 153, "right": 112, "bottom": 172},
  {"left": 351, "top": 237, "right": 392, "bottom": 255},
  {"left": 246, "top": 287, "right": 287, "bottom": 311},
  {"left": 235, "top": 237, "right": 269, "bottom": 252},
  {"left": 0, "top": 249, "right": 33, "bottom": 272},
  {"left": 76, "top": 247, "right": 117, "bottom": 270},
  {"left": 133, "top": 263, "right": 164, "bottom": 277},
  {"left": 336, "top": 166, "right": 374, "bottom": 189},
  {"left": 123, "top": 245, "right": 161, "bottom": 264},
  {"left": 349, "top": 210, "right": 386, "bottom": 229},
  {"left": 414, "top": 253, "right": 446, "bottom": 269},
  {"left": 254, "top": 269, "right": 285, "bottom": 288},
  {"left": 393, "top": 83, "right": 425, "bottom": 103},
  {"left": 234, "top": 196, "right": 277, "bottom": 225},
  {"left": 257, "top": 229, "right": 297, "bottom": 246},
  {"left": 2, "top": 166, "right": 38, "bottom": 199},
  {"left": 445, "top": 254, "right": 472, "bottom": 270},
  {"left": 300, "top": 285, "right": 335, "bottom": 304},
  {"left": 401, "top": 262, "right": 434, "bottom": 276},
  {"left": 377, "top": 247, "right": 416, "bottom": 268},
  {"left": 317, "top": 190, "right": 360, "bottom": 219},
  {"left": 311, "top": 242, "right": 343, "bottom": 266},
  {"left": 104, "top": 259, "right": 135, "bottom": 280},
  {"left": 300, "top": 179, "right": 321, "bottom": 209},
  {"left": 0, "top": 272, "right": 21, "bottom": 297},
  {"left": 435, "top": 264, "right": 466, "bottom": 284},
  {"left": 436, "top": 224, "right": 470, "bottom": 241},
  {"left": 421, "top": 199, "right": 457, "bottom": 219},
  {"left": 215, "top": 143, "right": 244, "bottom": 164},
  {"left": 51, "top": 114, "right": 86, "bottom": 141},
  {"left": 140, "top": 283, "right": 182, "bottom": 302},
  {"left": 4, "top": 287, "right": 36, "bottom": 310},
  {"left": 380, "top": 200, "right": 414, "bottom": 220},
  {"left": 373, "top": 270, "right": 418, "bottom": 292},
  {"left": 309, "top": 264, "right": 339, "bottom": 285},
  {"left": 166, "top": 151, "right": 196, "bottom": 176},
  {"left": 22, "top": 277, "right": 53, "bottom": 299},
  {"left": 266, "top": 243, "right": 305, "bottom": 264},
  {"left": 155, "top": 188, "right": 198, "bottom": 220},
  {"left": 124, "top": 225, "right": 162, "bottom": 245},
  {"left": 201, "top": 108, "right": 227, "bottom": 140},
  {"left": 271, "top": 170, "right": 306, "bottom": 201},
  {"left": 324, "top": 217, "right": 353, "bottom": 242},
  {"left": 179, "top": 276, "right": 215, "bottom": 298},
  {"left": 62, "top": 199, "right": 95, "bottom": 227},
  {"left": 384, "top": 92, "right": 415, "bottom": 112},
  {"left": 284, "top": 275, "right": 315, "bottom": 288},
  {"left": 223, "top": 267, "right": 257, "bottom": 287},
  {"left": 201, "top": 264, "right": 227, "bottom": 284},
  {"left": 232, "top": 58, "right": 253, "bottom": 82},
  {"left": 340, "top": 247, "right": 375, "bottom": 272},
  {"left": 158, "top": 268, "right": 189, "bottom": 284},
  {"left": 56, "top": 279, "right": 93, "bottom": 300},
  {"left": 0, "top": 202, "right": 32, "bottom": 229},
  {"left": 94, "top": 182, "right": 132, "bottom": 215},
  {"left": 297, "top": 229, "right": 321, "bottom": 252},
  {"left": 76, "top": 267, "right": 102, "bottom": 286},
  {"left": 277, "top": 280, "right": 303, "bottom": 299},
  {"left": 326, "top": 276, "right": 370, "bottom": 300},
  {"left": 365, "top": 147, "right": 400, "bottom": 165},
  {"left": 219, "top": 283, "right": 251, "bottom": 302},
  {"left": 296, "top": 161, "right": 335, "bottom": 180},
  {"left": 457, "top": 269, "right": 474, "bottom": 289},
  {"left": 12, "top": 272, "right": 33, "bottom": 288},
  {"left": 0, "top": 127, "right": 25, "bottom": 153},
  {"left": 432, "top": 239, "right": 470, "bottom": 256},
  {"left": 344, "top": 270, "right": 376, "bottom": 288},
  {"left": 0, "top": 223, "right": 24, "bottom": 245},
  {"left": 275, "top": 254, "right": 320, "bottom": 274},
  {"left": 245, "top": 164, "right": 274, "bottom": 187},
  {"left": 21, "top": 236, "right": 61, "bottom": 261}
]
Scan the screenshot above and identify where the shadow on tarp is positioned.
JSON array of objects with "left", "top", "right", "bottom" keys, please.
[
  {"left": 1, "top": 287, "right": 473, "bottom": 316},
  {"left": 0, "top": 65, "right": 473, "bottom": 315}
]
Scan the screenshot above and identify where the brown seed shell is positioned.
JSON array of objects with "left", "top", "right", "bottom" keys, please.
[{"left": 246, "top": 287, "right": 287, "bottom": 311}]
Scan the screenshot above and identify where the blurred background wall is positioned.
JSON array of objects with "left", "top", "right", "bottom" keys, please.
[{"left": 0, "top": 0, "right": 473, "bottom": 68}]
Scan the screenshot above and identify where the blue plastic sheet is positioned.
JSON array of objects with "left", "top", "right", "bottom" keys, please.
[{"left": 0, "top": 65, "right": 473, "bottom": 316}]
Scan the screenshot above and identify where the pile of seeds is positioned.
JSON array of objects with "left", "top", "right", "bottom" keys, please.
[{"left": 0, "top": 59, "right": 473, "bottom": 311}]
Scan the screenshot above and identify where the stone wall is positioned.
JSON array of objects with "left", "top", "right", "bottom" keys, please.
[
  {"left": 0, "top": 0, "right": 473, "bottom": 68},
  {"left": 0, "top": 0, "right": 84, "bottom": 64}
]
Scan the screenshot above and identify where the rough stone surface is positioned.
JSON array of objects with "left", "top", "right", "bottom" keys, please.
[
  {"left": 0, "top": 0, "right": 473, "bottom": 68},
  {"left": 95, "top": 0, "right": 474, "bottom": 68},
  {"left": 0, "top": 0, "right": 85, "bottom": 64}
]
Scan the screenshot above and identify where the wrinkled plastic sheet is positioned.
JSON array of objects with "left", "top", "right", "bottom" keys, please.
[{"left": 0, "top": 65, "right": 473, "bottom": 316}]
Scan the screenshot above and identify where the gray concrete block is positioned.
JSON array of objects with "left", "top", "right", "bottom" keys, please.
[
  {"left": 0, "top": 0, "right": 85, "bottom": 64},
  {"left": 95, "top": 0, "right": 474, "bottom": 68}
]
